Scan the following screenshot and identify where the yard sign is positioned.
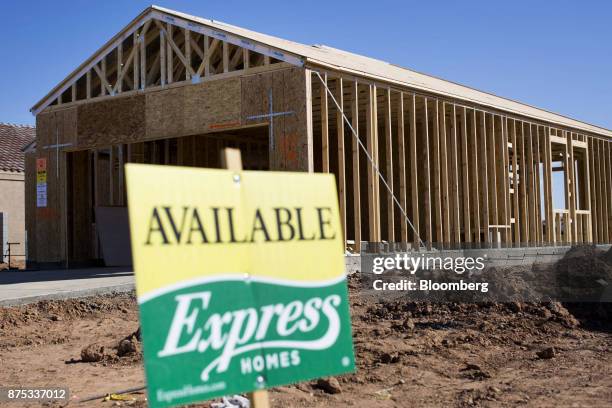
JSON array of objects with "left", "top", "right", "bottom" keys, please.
[{"left": 125, "top": 164, "right": 355, "bottom": 408}]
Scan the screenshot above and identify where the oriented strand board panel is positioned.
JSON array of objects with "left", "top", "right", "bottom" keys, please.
[
  {"left": 145, "top": 87, "right": 186, "bottom": 139},
  {"left": 77, "top": 95, "right": 146, "bottom": 147},
  {"left": 241, "top": 67, "right": 309, "bottom": 171},
  {"left": 184, "top": 78, "right": 242, "bottom": 134},
  {"left": 37, "top": 108, "right": 78, "bottom": 148},
  {"left": 145, "top": 78, "right": 241, "bottom": 139}
]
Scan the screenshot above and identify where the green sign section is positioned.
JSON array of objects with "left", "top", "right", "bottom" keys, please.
[{"left": 140, "top": 279, "right": 354, "bottom": 407}]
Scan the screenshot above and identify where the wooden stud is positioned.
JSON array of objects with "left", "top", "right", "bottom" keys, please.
[
  {"left": 439, "top": 101, "right": 450, "bottom": 246},
  {"left": 470, "top": 109, "right": 481, "bottom": 244},
  {"left": 604, "top": 140, "right": 609, "bottom": 242},
  {"left": 582, "top": 136, "right": 592, "bottom": 242},
  {"left": 543, "top": 127, "right": 554, "bottom": 243},
  {"left": 160, "top": 29, "right": 166, "bottom": 86},
  {"left": 117, "top": 41, "right": 123, "bottom": 93},
  {"left": 487, "top": 114, "right": 498, "bottom": 242},
  {"left": 397, "top": 93, "right": 407, "bottom": 246},
  {"left": 140, "top": 26, "right": 146, "bottom": 89},
  {"left": 568, "top": 133, "right": 577, "bottom": 242},
  {"left": 409, "top": 94, "right": 420, "bottom": 249},
  {"left": 203, "top": 35, "right": 211, "bottom": 77},
  {"left": 511, "top": 119, "right": 520, "bottom": 244},
  {"left": 351, "top": 81, "right": 361, "bottom": 251},
  {"left": 133, "top": 32, "right": 140, "bottom": 90},
  {"left": 449, "top": 105, "right": 461, "bottom": 245},
  {"left": 101, "top": 57, "right": 107, "bottom": 95},
  {"left": 479, "top": 111, "right": 490, "bottom": 245},
  {"left": 223, "top": 41, "right": 229, "bottom": 73},
  {"left": 336, "top": 78, "right": 347, "bottom": 242},
  {"left": 184, "top": 29, "right": 191, "bottom": 80},
  {"left": 422, "top": 97, "right": 432, "bottom": 249},
  {"left": 431, "top": 100, "right": 443, "bottom": 245},
  {"left": 502, "top": 118, "right": 512, "bottom": 243},
  {"left": 519, "top": 122, "right": 528, "bottom": 244},
  {"left": 320, "top": 73, "right": 329, "bottom": 173},
  {"left": 166, "top": 24, "right": 173, "bottom": 83},
  {"left": 532, "top": 124, "right": 542, "bottom": 244},
  {"left": 384, "top": 89, "right": 394, "bottom": 243},
  {"left": 86, "top": 70, "right": 91, "bottom": 99},
  {"left": 460, "top": 107, "right": 471, "bottom": 243},
  {"left": 243, "top": 48, "right": 250, "bottom": 70}
]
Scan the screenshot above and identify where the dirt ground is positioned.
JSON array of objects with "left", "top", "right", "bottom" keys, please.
[{"left": 1, "top": 254, "right": 611, "bottom": 407}]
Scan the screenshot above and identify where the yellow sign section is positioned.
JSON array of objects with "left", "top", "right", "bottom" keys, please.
[{"left": 125, "top": 164, "right": 345, "bottom": 298}]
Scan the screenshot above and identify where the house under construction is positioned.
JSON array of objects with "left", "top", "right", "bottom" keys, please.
[{"left": 27, "top": 6, "right": 612, "bottom": 268}]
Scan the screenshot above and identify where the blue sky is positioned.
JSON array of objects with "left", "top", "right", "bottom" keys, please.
[{"left": 1, "top": 0, "right": 611, "bottom": 132}]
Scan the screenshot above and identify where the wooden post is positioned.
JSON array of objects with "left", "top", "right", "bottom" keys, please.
[
  {"left": 321, "top": 73, "right": 329, "bottom": 173},
  {"left": 351, "top": 81, "right": 361, "bottom": 251},
  {"left": 409, "top": 94, "right": 420, "bottom": 249},
  {"left": 384, "top": 89, "right": 394, "bottom": 243},
  {"left": 336, "top": 78, "right": 346, "bottom": 241},
  {"left": 220, "top": 146, "right": 270, "bottom": 408},
  {"left": 397, "top": 93, "right": 407, "bottom": 247}
]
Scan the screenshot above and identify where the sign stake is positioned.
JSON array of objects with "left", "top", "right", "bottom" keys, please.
[{"left": 220, "top": 146, "right": 271, "bottom": 408}]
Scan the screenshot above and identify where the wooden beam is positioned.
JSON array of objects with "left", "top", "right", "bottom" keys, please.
[
  {"left": 100, "top": 58, "right": 107, "bottom": 95},
  {"left": 510, "top": 119, "right": 520, "bottom": 244},
  {"left": 117, "top": 41, "right": 123, "bottom": 93},
  {"left": 449, "top": 105, "right": 461, "bottom": 245},
  {"left": 502, "top": 118, "right": 512, "bottom": 243},
  {"left": 320, "top": 73, "right": 329, "bottom": 173},
  {"left": 431, "top": 100, "right": 443, "bottom": 245},
  {"left": 397, "top": 93, "right": 407, "bottom": 247},
  {"left": 86, "top": 70, "right": 91, "bottom": 99},
  {"left": 602, "top": 139, "right": 610, "bottom": 241},
  {"left": 366, "top": 85, "right": 381, "bottom": 243},
  {"left": 543, "top": 126, "right": 554, "bottom": 243},
  {"left": 336, "top": 78, "right": 347, "bottom": 242},
  {"left": 351, "top": 81, "right": 361, "bottom": 252},
  {"left": 223, "top": 41, "right": 229, "bottom": 73},
  {"left": 184, "top": 29, "right": 191, "bottom": 80},
  {"left": 439, "top": 101, "right": 450, "bottom": 246},
  {"left": 384, "top": 89, "right": 394, "bottom": 243},
  {"left": 160, "top": 29, "right": 166, "bottom": 86},
  {"left": 589, "top": 137, "right": 598, "bottom": 243},
  {"left": 562, "top": 131, "right": 572, "bottom": 242},
  {"left": 460, "top": 107, "right": 471, "bottom": 242},
  {"left": 479, "top": 111, "right": 490, "bottom": 245},
  {"left": 166, "top": 24, "right": 173, "bottom": 83},
  {"left": 519, "top": 122, "right": 528, "bottom": 244},
  {"left": 409, "top": 94, "right": 420, "bottom": 249},
  {"left": 569, "top": 133, "right": 577, "bottom": 242},
  {"left": 487, "top": 114, "right": 498, "bottom": 243},
  {"left": 422, "top": 97, "right": 432, "bottom": 249},
  {"left": 470, "top": 109, "right": 481, "bottom": 244},
  {"left": 140, "top": 25, "right": 146, "bottom": 89}
]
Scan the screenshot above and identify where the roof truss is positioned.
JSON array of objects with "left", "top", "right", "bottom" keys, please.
[{"left": 31, "top": 8, "right": 303, "bottom": 115}]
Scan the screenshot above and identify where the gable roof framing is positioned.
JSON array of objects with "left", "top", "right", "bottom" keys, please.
[
  {"left": 32, "top": 6, "right": 612, "bottom": 139},
  {"left": 30, "top": 6, "right": 304, "bottom": 116}
]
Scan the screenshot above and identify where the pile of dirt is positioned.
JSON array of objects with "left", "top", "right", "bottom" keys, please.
[
  {"left": 78, "top": 326, "right": 142, "bottom": 365},
  {"left": 0, "top": 292, "right": 137, "bottom": 350}
]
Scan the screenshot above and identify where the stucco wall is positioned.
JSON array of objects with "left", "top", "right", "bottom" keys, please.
[{"left": 0, "top": 170, "right": 26, "bottom": 261}]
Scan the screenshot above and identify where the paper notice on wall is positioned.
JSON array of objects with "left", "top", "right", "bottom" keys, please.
[{"left": 36, "top": 158, "right": 47, "bottom": 208}]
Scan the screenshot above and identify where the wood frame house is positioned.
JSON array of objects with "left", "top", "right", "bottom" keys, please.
[{"left": 27, "top": 6, "right": 612, "bottom": 267}]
